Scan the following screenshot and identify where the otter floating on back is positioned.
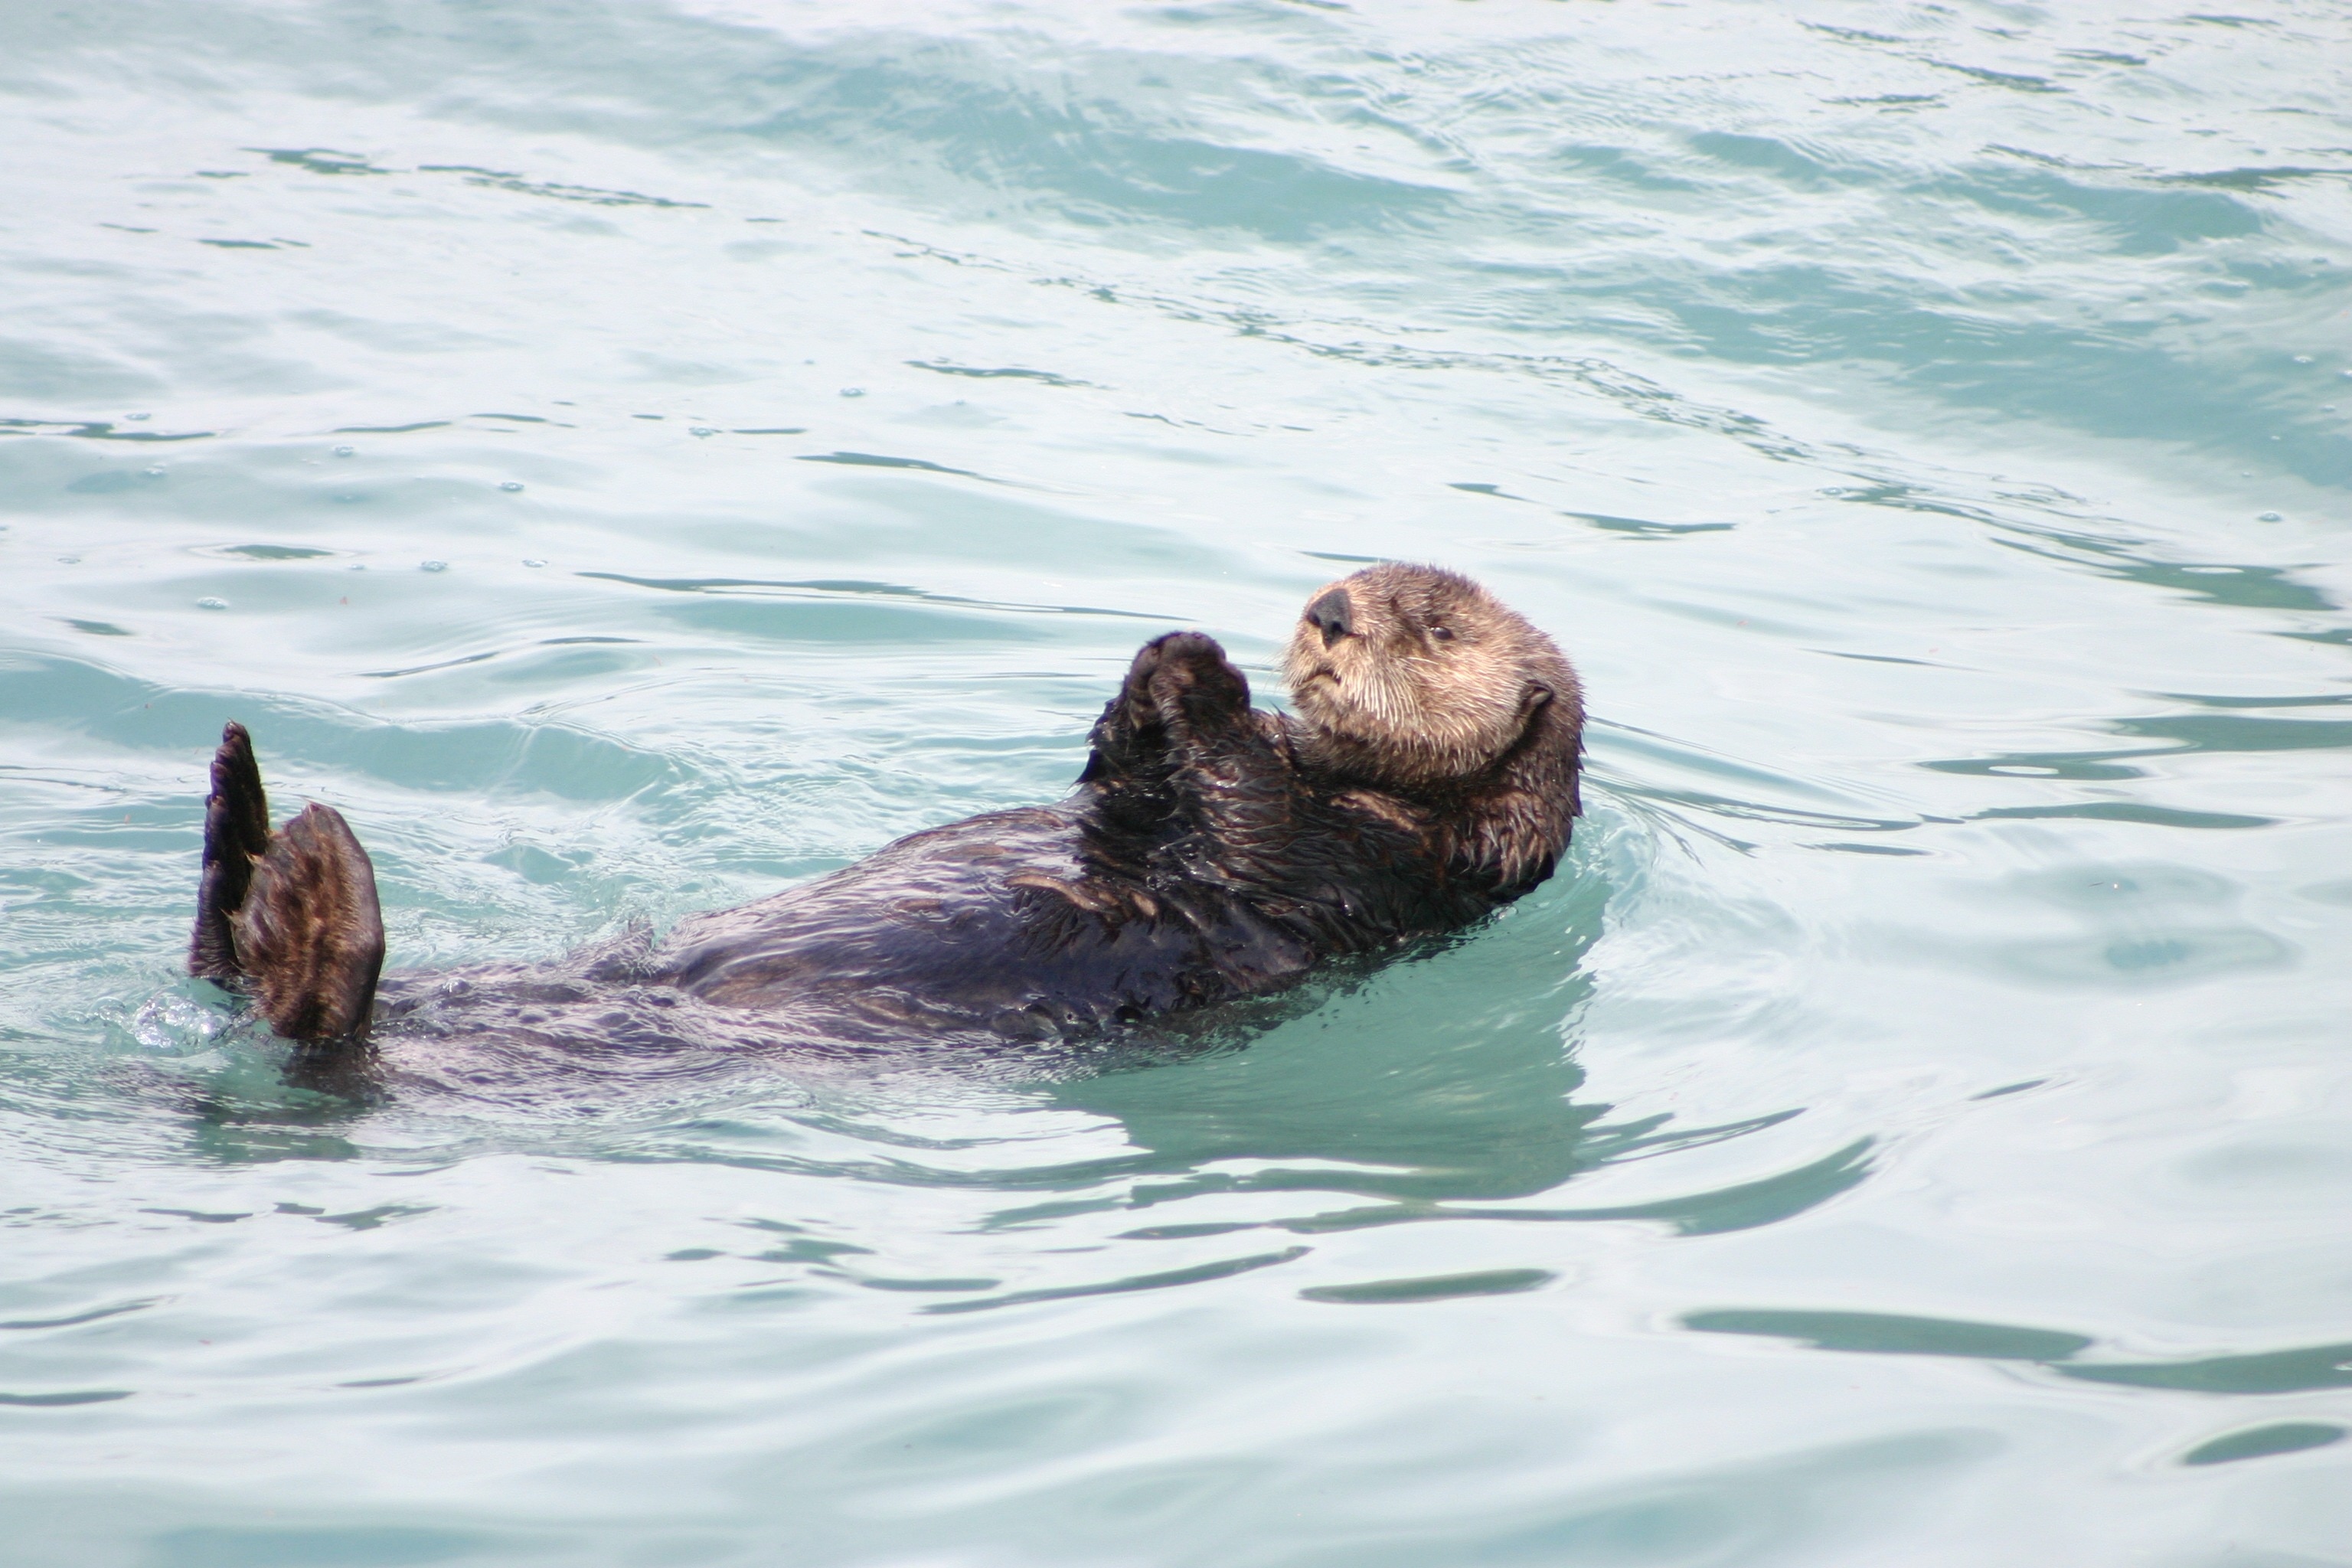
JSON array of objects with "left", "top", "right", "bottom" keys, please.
[{"left": 189, "top": 564, "right": 1583, "bottom": 1060}]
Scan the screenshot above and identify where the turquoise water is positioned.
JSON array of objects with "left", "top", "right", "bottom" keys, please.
[{"left": 5, "top": 0, "right": 2350, "bottom": 1560}]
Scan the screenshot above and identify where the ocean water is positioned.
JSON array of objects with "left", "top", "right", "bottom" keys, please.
[{"left": 4, "top": 0, "right": 2350, "bottom": 1562}]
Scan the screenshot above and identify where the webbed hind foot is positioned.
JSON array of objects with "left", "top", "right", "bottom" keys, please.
[{"left": 188, "top": 724, "right": 385, "bottom": 1045}]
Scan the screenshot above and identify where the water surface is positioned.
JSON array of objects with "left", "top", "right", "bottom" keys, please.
[{"left": 4, "top": 2, "right": 2350, "bottom": 1563}]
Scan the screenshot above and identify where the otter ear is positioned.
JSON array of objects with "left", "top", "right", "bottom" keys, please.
[{"left": 1520, "top": 683, "right": 1554, "bottom": 718}]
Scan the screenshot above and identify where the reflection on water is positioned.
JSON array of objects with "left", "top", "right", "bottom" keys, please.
[
  {"left": 2182, "top": 1423, "right": 2347, "bottom": 1468},
  {"left": 1686, "top": 1308, "right": 2352, "bottom": 1396},
  {"left": 1050, "top": 927, "right": 1611, "bottom": 1208}
]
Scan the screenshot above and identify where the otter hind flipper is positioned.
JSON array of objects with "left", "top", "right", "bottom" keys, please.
[
  {"left": 235, "top": 802, "right": 385, "bottom": 1044},
  {"left": 188, "top": 724, "right": 385, "bottom": 1044},
  {"left": 190, "top": 721, "right": 270, "bottom": 982}
]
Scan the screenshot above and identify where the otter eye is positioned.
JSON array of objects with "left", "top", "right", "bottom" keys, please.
[{"left": 1429, "top": 626, "right": 1454, "bottom": 642}]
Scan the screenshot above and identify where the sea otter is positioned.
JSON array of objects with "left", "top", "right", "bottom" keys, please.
[{"left": 188, "top": 564, "right": 1583, "bottom": 1056}]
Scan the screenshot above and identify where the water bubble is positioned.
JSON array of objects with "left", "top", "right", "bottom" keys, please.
[
  {"left": 420, "top": 560, "right": 448, "bottom": 573},
  {"left": 2293, "top": 354, "right": 2314, "bottom": 365},
  {"left": 522, "top": 557, "right": 547, "bottom": 568},
  {"left": 689, "top": 426, "right": 717, "bottom": 438},
  {"left": 133, "top": 990, "right": 230, "bottom": 1054},
  {"left": 57, "top": 555, "right": 81, "bottom": 564},
  {"left": 333, "top": 444, "right": 355, "bottom": 457},
  {"left": 839, "top": 387, "right": 864, "bottom": 398},
  {"left": 333, "top": 492, "right": 360, "bottom": 502},
  {"left": 198, "top": 596, "right": 227, "bottom": 609},
  {"left": 142, "top": 466, "right": 164, "bottom": 479},
  {"left": 500, "top": 481, "right": 524, "bottom": 492},
  {"left": 126, "top": 412, "right": 150, "bottom": 421},
  {"left": 1819, "top": 486, "right": 1845, "bottom": 495},
  {"left": 2325, "top": 404, "right": 2338, "bottom": 413},
  {"left": 2259, "top": 511, "right": 2284, "bottom": 521},
  {"left": 349, "top": 563, "right": 366, "bottom": 571}
]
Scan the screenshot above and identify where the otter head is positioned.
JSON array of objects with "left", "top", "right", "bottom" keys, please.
[{"left": 1282, "top": 563, "right": 1579, "bottom": 792}]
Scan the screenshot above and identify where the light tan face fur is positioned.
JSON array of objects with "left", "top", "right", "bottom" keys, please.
[{"left": 1282, "top": 564, "right": 1562, "bottom": 786}]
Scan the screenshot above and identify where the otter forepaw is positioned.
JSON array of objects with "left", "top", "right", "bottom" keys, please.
[
  {"left": 1081, "top": 639, "right": 1174, "bottom": 782},
  {"left": 1145, "top": 631, "right": 1252, "bottom": 740},
  {"left": 1081, "top": 632, "right": 1253, "bottom": 785},
  {"left": 1116, "top": 634, "right": 1179, "bottom": 733}
]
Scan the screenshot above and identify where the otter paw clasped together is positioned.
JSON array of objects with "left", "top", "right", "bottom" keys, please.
[{"left": 186, "top": 565, "right": 1582, "bottom": 1064}]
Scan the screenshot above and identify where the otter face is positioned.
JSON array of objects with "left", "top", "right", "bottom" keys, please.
[{"left": 1282, "top": 563, "right": 1570, "bottom": 787}]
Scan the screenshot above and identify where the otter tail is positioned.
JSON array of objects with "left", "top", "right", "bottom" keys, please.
[{"left": 189, "top": 723, "right": 385, "bottom": 1044}]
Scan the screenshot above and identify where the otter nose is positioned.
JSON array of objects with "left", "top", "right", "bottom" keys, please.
[{"left": 1305, "top": 588, "right": 1353, "bottom": 648}]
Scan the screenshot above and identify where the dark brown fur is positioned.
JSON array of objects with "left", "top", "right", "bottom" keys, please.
[
  {"left": 188, "top": 723, "right": 384, "bottom": 1044},
  {"left": 190, "top": 566, "right": 1581, "bottom": 1054}
]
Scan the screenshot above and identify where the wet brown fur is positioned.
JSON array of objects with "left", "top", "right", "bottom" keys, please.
[
  {"left": 189, "top": 723, "right": 384, "bottom": 1044},
  {"left": 189, "top": 566, "right": 1580, "bottom": 1053}
]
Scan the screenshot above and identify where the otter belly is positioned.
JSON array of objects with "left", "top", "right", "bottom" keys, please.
[{"left": 643, "top": 802, "right": 1317, "bottom": 1041}]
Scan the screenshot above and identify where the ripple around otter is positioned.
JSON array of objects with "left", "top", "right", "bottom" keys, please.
[{"left": 4, "top": 1, "right": 2351, "bottom": 1563}]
